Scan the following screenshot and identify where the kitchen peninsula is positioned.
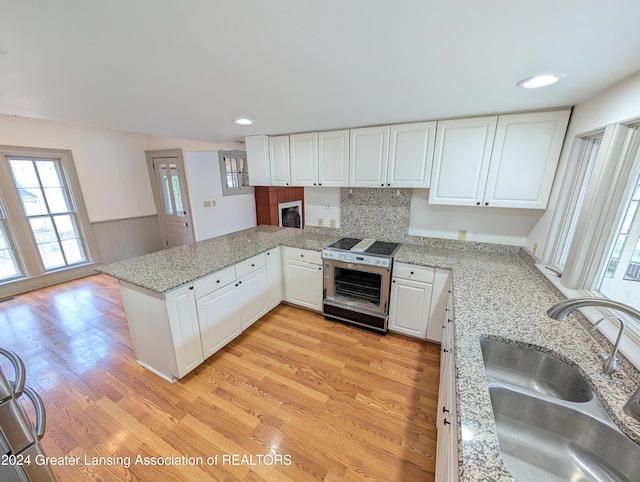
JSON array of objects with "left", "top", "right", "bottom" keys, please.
[{"left": 97, "top": 225, "right": 640, "bottom": 481}]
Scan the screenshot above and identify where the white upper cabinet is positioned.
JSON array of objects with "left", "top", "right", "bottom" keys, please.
[
  {"left": 245, "top": 135, "right": 270, "bottom": 186},
  {"left": 429, "top": 116, "right": 498, "bottom": 206},
  {"left": 290, "top": 132, "right": 319, "bottom": 186},
  {"left": 350, "top": 126, "right": 390, "bottom": 187},
  {"left": 388, "top": 121, "right": 437, "bottom": 188},
  {"left": 484, "top": 110, "right": 571, "bottom": 209},
  {"left": 318, "top": 130, "right": 350, "bottom": 187},
  {"left": 268, "top": 135, "right": 291, "bottom": 186},
  {"left": 429, "top": 110, "right": 570, "bottom": 208}
]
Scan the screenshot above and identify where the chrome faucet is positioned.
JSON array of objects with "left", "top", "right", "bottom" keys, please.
[{"left": 547, "top": 297, "right": 640, "bottom": 422}]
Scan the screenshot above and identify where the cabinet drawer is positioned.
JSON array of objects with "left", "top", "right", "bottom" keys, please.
[
  {"left": 236, "top": 252, "right": 266, "bottom": 278},
  {"left": 393, "top": 263, "right": 434, "bottom": 283},
  {"left": 283, "top": 246, "right": 322, "bottom": 265},
  {"left": 194, "top": 266, "right": 236, "bottom": 299}
]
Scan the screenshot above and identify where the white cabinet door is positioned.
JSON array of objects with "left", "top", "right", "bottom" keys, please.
[
  {"left": 484, "top": 110, "right": 570, "bottom": 209},
  {"left": 429, "top": 116, "right": 498, "bottom": 206},
  {"left": 165, "top": 285, "right": 204, "bottom": 378},
  {"left": 290, "top": 132, "right": 319, "bottom": 186},
  {"left": 284, "top": 259, "right": 323, "bottom": 311},
  {"left": 265, "top": 247, "right": 283, "bottom": 309},
  {"left": 319, "top": 130, "right": 350, "bottom": 187},
  {"left": 389, "top": 277, "right": 433, "bottom": 338},
  {"left": 350, "top": 126, "right": 390, "bottom": 187},
  {"left": 245, "top": 135, "right": 271, "bottom": 186},
  {"left": 238, "top": 266, "right": 269, "bottom": 330},
  {"left": 196, "top": 282, "right": 242, "bottom": 358},
  {"left": 269, "top": 135, "right": 291, "bottom": 186},
  {"left": 426, "top": 269, "right": 452, "bottom": 343},
  {"left": 388, "top": 122, "right": 436, "bottom": 188}
]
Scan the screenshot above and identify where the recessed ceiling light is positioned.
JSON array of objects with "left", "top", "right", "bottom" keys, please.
[
  {"left": 517, "top": 73, "right": 566, "bottom": 89},
  {"left": 234, "top": 118, "right": 255, "bottom": 125}
]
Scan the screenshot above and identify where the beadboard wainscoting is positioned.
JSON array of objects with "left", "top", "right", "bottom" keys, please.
[{"left": 92, "top": 215, "right": 164, "bottom": 265}]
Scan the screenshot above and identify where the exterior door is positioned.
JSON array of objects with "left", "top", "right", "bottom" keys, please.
[{"left": 145, "top": 149, "right": 195, "bottom": 248}]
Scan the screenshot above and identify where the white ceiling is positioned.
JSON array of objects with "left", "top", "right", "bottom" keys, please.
[{"left": 1, "top": 1, "right": 640, "bottom": 144}]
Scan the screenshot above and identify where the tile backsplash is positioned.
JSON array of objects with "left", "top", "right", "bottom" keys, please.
[{"left": 305, "top": 188, "right": 519, "bottom": 255}]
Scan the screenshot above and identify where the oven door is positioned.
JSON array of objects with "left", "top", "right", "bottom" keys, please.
[{"left": 323, "top": 259, "right": 391, "bottom": 316}]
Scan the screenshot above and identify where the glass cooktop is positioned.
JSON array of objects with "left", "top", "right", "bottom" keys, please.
[{"left": 327, "top": 238, "right": 400, "bottom": 257}]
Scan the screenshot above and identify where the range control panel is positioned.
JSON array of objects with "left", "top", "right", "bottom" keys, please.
[{"left": 321, "top": 249, "right": 392, "bottom": 268}]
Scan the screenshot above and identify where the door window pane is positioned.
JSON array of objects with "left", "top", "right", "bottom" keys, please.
[{"left": 170, "top": 164, "right": 184, "bottom": 216}]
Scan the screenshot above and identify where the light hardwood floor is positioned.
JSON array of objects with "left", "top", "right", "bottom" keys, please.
[{"left": 0, "top": 274, "right": 440, "bottom": 481}]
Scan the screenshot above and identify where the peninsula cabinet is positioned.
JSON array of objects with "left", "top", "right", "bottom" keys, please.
[
  {"left": 118, "top": 250, "right": 275, "bottom": 382},
  {"left": 429, "top": 110, "right": 570, "bottom": 209}
]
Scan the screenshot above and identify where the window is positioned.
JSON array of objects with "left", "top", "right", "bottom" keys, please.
[
  {"left": 0, "top": 146, "right": 97, "bottom": 292},
  {"left": 9, "top": 158, "right": 86, "bottom": 269},
  {"left": 0, "top": 204, "right": 20, "bottom": 281},
  {"left": 219, "top": 150, "right": 253, "bottom": 196}
]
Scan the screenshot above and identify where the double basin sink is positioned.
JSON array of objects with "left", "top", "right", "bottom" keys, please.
[{"left": 480, "top": 338, "right": 640, "bottom": 482}]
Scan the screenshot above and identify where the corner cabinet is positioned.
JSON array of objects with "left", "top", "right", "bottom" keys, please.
[
  {"left": 429, "top": 110, "right": 570, "bottom": 209},
  {"left": 388, "top": 264, "right": 450, "bottom": 342},
  {"left": 283, "top": 246, "right": 323, "bottom": 311}
]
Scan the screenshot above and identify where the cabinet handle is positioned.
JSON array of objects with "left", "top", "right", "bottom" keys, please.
[
  {"left": 251, "top": 263, "right": 255, "bottom": 267},
  {"left": 392, "top": 280, "right": 396, "bottom": 283},
  {"left": 476, "top": 202, "right": 481, "bottom": 206},
  {"left": 410, "top": 271, "right": 414, "bottom": 275},
  {"left": 301, "top": 254, "right": 304, "bottom": 258},
  {"left": 318, "top": 266, "right": 322, "bottom": 270},
  {"left": 444, "top": 418, "right": 451, "bottom": 426},
  {"left": 442, "top": 406, "right": 450, "bottom": 414},
  {"left": 442, "top": 348, "right": 449, "bottom": 353},
  {"left": 239, "top": 280, "right": 242, "bottom": 284},
  {"left": 387, "top": 183, "right": 390, "bottom": 186},
  {"left": 319, "top": 183, "right": 322, "bottom": 186},
  {"left": 381, "top": 183, "right": 384, "bottom": 187},
  {"left": 189, "top": 286, "right": 194, "bottom": 290},
  {"left": 485, "top": 202, "right": 489, "bottom": 206}
]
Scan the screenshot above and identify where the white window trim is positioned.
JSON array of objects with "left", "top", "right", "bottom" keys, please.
[
  {"left": 541, "top": 121, "right": 640, "bottom": 370},
  {"left": 0, "top": 145, "right": 100, "bottom": 297},
  {"left": 218, "top": 150, "right": 254, "bottom": 196}
]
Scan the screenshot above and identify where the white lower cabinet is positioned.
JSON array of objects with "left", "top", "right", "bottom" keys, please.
[
  {"left": 238, "top": 266, "right": 269, "bottom": 330},
  {"left": 389, "top": 264, "right": 450, "bottom": 342},
  {"left": 119, "top": 250, "right": 278, "bottom": 382},
  {"left": 283, "top": 247, "right": 323, "bottom": 311},
  {"left": 197, "top": 281, "right": 242, "bottom": 358},
  {"left": 265, "top": 247, "right": 283, "bottom": 309},
  {"left": 436, "top": 289, "right": 459, "bottom": 482}
]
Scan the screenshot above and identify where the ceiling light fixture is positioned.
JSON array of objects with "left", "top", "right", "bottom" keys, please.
[
  {"left": 517, "top": 73, "right": 566, "bottom": 89},
  {"left": 234, "top": 118, "right": 255, "bottom": 125}
]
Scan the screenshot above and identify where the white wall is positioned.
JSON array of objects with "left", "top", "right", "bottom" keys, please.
[
  {"left": 184, "top": 151, "right": 256, "bottom": 241},
  {"left": 304, "top": 187, "right": 341, "bottom": 228},
  {"left": 526, "top": 71, "right": 640, "bottom": 256},
  {"left": 409, "top": 189, "right": 544, "bottom": 245},
  {"left": 0, "top": 114, "right": 154, "bottom": 222}
]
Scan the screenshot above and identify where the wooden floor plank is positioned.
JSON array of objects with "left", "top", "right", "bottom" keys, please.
[{"left": 1, "top": 274, "right": 439, "bottom": 481}]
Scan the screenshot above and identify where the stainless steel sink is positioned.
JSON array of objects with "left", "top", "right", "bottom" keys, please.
[
  {"left": 480, "top": 337, "right": 640, "bottom": 482},
  {"left": 480, "top": 338, "right": 593, "bottom": 402},
  {"left": 489, "top": 387, "right": 640, "bottom": 482}
]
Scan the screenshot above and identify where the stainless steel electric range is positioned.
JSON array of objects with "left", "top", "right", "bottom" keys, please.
[{"left": 321, "top": 237, "right": 400, "bottom": 333}]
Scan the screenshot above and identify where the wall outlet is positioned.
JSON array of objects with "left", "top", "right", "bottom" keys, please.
[
  {"left": 211, "top": 200, "right": 216, "bottom": 207},
  {"left": 330, "top": 219, "right": 336, "bottom": 228},
  {"left": 203, "top": 200, "right": 212, "bottom": 208},
  {"left": 323, "top": 203, "right": 332, "bottom": 210},
  {"left": 458, "top": 229, "right": 467, "bottom": 241},
  {"left": 533, "top": 242, "right": 538, "bottom": 257},
  {"left": 317, "top": 218, "right": 323, "bottom": 227}
]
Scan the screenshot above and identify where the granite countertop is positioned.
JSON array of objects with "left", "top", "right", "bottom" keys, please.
[
  {"left": 98, "top": 226, "right": 640, "bottom": 480},
  {"left": 96, "top": 225, "right": 340, "bottom": 293},
  {"left": 396, "top": 243, "right": 640, "bottom": 481}
]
